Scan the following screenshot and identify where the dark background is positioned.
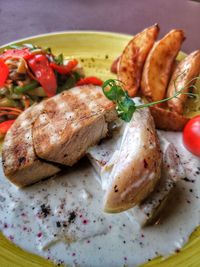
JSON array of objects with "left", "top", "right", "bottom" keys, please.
[{"left": 0, "top": 0, "right": 200, "bottom": 52}]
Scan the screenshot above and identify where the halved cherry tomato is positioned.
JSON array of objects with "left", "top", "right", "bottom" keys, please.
[
  {"left": 183, "top": 115, "right": 200, "bottom": 157},
  {"left": 0, "top": 48, "right": 33, "bottom": 61},
  {"left": 50, "top": 59, "right": 78, "bottom": 74},
  {"left": 0, "top": 120, "right": 15, "bottom": 138},
  {"left": 76, "top": 76, "right": 103, "bottom": 86},
  {"left": 0, "top": 59, "right": 9, "bottom": 86},
  {"left": 27, "top": 54, "right": 57, "bottom": 97}
]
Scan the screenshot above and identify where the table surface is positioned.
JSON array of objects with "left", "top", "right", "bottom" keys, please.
[{"left": 0, "top": 0, "right": 200, "bottom": 52}]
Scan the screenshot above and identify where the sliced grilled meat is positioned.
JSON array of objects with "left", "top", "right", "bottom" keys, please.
[
  {"left": 2, "top": 103, "right": 60, "bottom": 187},
  {"left": 32, "top": 85, "right": 117, "bottom": 166}
]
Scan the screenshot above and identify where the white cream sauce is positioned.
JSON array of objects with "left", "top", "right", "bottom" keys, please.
[{"left": 0, "top": 131, "right": 200, "bottom": 267}]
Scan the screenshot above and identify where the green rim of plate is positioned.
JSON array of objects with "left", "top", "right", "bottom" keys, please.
[{"left": 0, "top": 31, "right": 200, "bottom": 267}]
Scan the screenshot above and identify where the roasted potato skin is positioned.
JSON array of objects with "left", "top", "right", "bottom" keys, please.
[
  {"left": 150, "top": 106, "right": 189, "bottom": 131},
  {"left": 110, "top": 56, "right": 120, "bottom": 74},
  {"left": 141, "top": 29, "right": 185, "bottom": 102},
  {"left": 167, "top": 50, "right": 200, "bottom": 114},
  {"left": 117, "top": 24, "right": 159, "bottom": 97},
  {"left": 104, "top": 108, "right": 162, "bottom": 213}
]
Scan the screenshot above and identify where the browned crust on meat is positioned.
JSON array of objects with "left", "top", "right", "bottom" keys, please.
[{"left": 2, "top": 104, "right": 60, "bottom": 187}]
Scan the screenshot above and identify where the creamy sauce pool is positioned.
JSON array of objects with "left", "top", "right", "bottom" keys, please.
[{"left": 0, "top": 132, "right": 200, "bottom": 267}]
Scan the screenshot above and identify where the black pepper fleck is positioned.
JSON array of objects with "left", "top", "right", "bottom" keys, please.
[
  {"left": 40, "top": 204, "right": 51, "bottom": 218},
  {"left": 143, "top": 159, "right": 148, "bottom": 168},
  {"left": 18, "top": 157, "right": 26, "bottom": 165},
  {"left": 68, "top": 211, "right": 76, "bottom": 223},
  {"left": 114, "top": 185, "right": 119, "bottom": 193},
  {"left": 56, "top": 221, "right": 61, "bottom": 228},
  {"left": 183, "top": 177, "right": 195, "bottom": 183}
]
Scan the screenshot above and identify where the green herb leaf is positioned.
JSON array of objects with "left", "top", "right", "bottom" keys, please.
[
  {"left": 7, "top": 44, "right": 22, "bottom": 49},
  {"left": 8, "top": 43, "right": 37, "bottom": 50},
  {"left": 14, "top": 81, "right": 39, "bottom": 94},
  {"left": 102, "top": 77, "right": 200, "bottom": 122},
  {"left": 57, "top": 71, "right": 81, "bottom": 93},
  {"left": 7, "top": 43, "right": 52, "bottom": 55},
  {"left": 54, "top": 54, "right": 64, "bottom": 65},
  {"left": 102, "top": 79, "right": 136, "bottom": 122},
  {"left": 23, "top": 43, "right": 38, "bottom": 50}
]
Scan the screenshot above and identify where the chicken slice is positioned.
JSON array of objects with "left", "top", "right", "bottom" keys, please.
[
  {"left": 88, "top": 125, "right": 184, "bottom": 224},
  {"left": 88, "top": 107, "right": 162, "bottom": 213},
  {"left": 2, "top": 103, "right": 60, "bottom": 187},
  {"left": 32, "top": 85, "right": 117, "bottom": 166}
]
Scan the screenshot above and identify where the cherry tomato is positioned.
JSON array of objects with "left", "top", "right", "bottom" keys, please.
[
  {"left": 0, "top": 59, "right": 9, "bottom": 86},
  {"left": 183, "top": 115, "right": 200, "bottom": 157}
]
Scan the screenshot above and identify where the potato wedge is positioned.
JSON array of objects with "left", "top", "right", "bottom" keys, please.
[
  {"left": 150, "top": 106, "right": 189, "bottom": 131},
  {"left": 167, "top": 50, "right": 200, "bottom": 114},
  {"left": 141, "top": 29, "right": 185, "bottom": 101},
  {"left": 110, "top": 56, "right": 120, "bottom": 74},
  {"left": 117, "top": 24, "right": 159, "bottom": 97}
]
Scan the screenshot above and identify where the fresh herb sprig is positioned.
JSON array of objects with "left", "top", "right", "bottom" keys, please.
[{"left": 102, "top": 76, "right": 200, "bottom": 122}]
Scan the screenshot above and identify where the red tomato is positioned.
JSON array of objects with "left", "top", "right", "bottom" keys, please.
[
  {"left": 0, "top": 48, "right": 33, "bottom": 61},
  {"left": 76, "top": 76, "right": 103, "bottom": 86},
  {"left": 0, "top": 120, "right": 15, "bottom": 138},
  {"left": 0, "top": 59, "right": 9, "bottom": 86},
  {"left": 183, "top": 115, "right": 200, "bottom": 157},
  {"left": 50, "top": 59, "right": 78, "bottom": 74},
  {"left": 28, "top": 54, "right": 57, "bottom": 97}
]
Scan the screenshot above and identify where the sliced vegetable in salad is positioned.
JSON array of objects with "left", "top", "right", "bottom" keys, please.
[
  {"left": 0, "top": 120, "right": 15, "bottom": 139},
  {"left": 0, "top": 43, "right": 103, "bottom": 136}
]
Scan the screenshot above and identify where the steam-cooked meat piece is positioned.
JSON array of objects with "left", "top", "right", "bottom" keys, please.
[{"left": 88, "top": 107, "right": 162, "bottom": 213}]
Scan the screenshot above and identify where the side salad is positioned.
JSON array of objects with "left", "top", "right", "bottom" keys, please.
[{"left": 0, "top": 44, "right": 102, "bottom": 137}]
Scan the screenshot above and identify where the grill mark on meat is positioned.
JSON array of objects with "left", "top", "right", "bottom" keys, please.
[
  {"left": 43, "top": 99, "right": 58, "bottom": 120},
  {"left": 54, "top": 90, "right": 93, "bottom": 137},
  {"left": 3, "top": 85, "right": 116, "bottom": 186},
  {"left": 2, "top": 102, "right": 60, "bottom": 186},
  {"left": 3, "top": 110, "right": 34, "bottom": 172},
  {"left": 32, "top": 85, "right": 116, "bottom": 166},
  {"left": 32, "top": 88, "right": 94, "bottom": 161},
  {"left": 71, "top": 86, "right": 107, "bottom": 118}
]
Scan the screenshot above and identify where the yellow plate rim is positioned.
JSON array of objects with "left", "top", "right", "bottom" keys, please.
[{"left": 0, "top": 30, "right": 199, "bottom": 267}]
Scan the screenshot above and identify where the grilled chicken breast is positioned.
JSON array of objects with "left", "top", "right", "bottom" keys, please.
[
  {"left": 32, "top": 85, "right": 117, "bottom": 166},
  {"left": 2, "top": 103, "right": 60, "bottom": 187},
  {"left": 88, "top": 106, "right": 162, "bottom": 213}
]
